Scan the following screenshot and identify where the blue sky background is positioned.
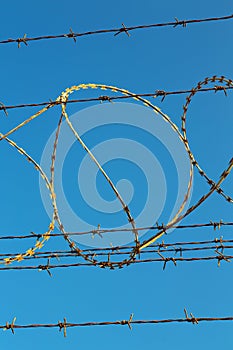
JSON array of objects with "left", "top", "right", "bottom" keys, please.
[{"left": 0, "top": 1, "right": 232, "bottom": 349}]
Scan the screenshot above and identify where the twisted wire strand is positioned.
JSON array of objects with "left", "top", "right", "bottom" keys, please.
[
  {"left": 1, "top": 310, "right": 233, "bottom": 336},
  {"left": 0, "top": 14, "right": 232, "bottom": 47},
  {"left": 0, "top": 76, "right": 232, "bottom": 268},
  {"left": 1, "top": 85, "right": 232, "bottom": 113}
]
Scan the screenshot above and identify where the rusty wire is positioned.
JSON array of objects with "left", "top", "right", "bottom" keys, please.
[
  {"left": 0, "top": 14, "right": 232, "bottom": 48},
  {"left": 0, "top": 252, "right": 232, "bottom": 272},
  {"left": 0, "top": 76, "right": 232, "bottom": 268},
  {"left": 1, "top": 309, "right": 233, "bottom": 336},
  {"left": 0, "top": 85, "right": 232, "bottom": 114},
  {"left": 0, "top": 220, "right": 232, "bottom": 241},
  {"left": 0, "top": 242, "right": 233, "bottom": 263}
]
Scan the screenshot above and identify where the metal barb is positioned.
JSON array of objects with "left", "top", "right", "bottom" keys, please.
[
  {"left": 184, "top": 309, "right": 198, "bottom": 324},
  {"left": 65, "top": 28, "right": 77, "bottom": 43},
  {"left": 214, "top": 85, "right": 227, "bottom": 96}
]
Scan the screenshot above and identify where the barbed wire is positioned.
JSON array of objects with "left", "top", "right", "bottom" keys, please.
[
  {"left": 0, "top": 226, "right": 233, "bottom": 264},
  {"left": 0, "top": 76, "right": 232, "bottom": 268},
  {"left": 0, "top": 85, "right": 232, "bottom": 114},
  {"left": 0, "top": 220, "right": 232, "bottom": 241},
  {"left": 0, "top": 252, "right": 232, "bottom": 272},
  {"left": 0, "top": 14, "right": 232, "bottom": 48},
  {"left": 1, "top": 309, "right": 233, "bottom": 336},
  {"left": 0, "top": 242, "right": 232, "bottom": 262}
]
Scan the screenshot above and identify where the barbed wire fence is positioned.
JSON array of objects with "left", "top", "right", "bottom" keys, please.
[{"left": 0, "top": 12, "right": 232, "bottom": 339}]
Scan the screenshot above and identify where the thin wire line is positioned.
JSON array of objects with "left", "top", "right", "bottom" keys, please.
[{"left": 0, "top": 221, "right": 231, "bottom": 241}]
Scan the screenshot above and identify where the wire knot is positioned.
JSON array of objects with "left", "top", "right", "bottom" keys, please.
[
  {"left": 64, "top": 28, "right": 77, "bottom": 43},
  {"left": 155, "top": 90, "right": 167, "bottom": 102},
  {"left": 114, "top": 23, "right": 130, "bottom": 37},
  {"left": 16, "top": 34, "right": 28, "bottom": 48},
  {"left": 4, "top": 317, "right": 16, "bottom": 334}
]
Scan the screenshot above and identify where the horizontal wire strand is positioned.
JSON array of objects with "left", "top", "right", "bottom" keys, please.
[
  {"left": 2, "top": 312, "right": 233, "bottom": 335},
  {"left": 0, "top": 14, "right": 232, "bottom": 47},
  {"left": 0, "top": 85, "right": 232, "bottom": 113},
  {"left": 0, "top": 221, "right": 231, "bottom": 241}
]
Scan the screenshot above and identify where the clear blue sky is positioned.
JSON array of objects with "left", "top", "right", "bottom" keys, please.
[{"left": 0, "top": 1, "right": 233, "bottom": 349}]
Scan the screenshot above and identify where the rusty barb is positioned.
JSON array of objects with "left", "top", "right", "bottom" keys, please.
[
  {"left": 121, "top": 314, "right": 134, "bottom": 330},
  {"left": 215, "top": 250, "right": 231, "bottom": 267},
  {"left": 64, "top": 28, "right": 77, "bottom": 43},
  {"left": 157, "top": 252, "right": 177, "bottom": 270},
  {"left": 0, "top": 77, "right": 232, "bottom": 270},
  {"left": 214, "top": 85, "right": 228, "bottom": 96},
  {"left": 1, "top": 14, "right": 232, "bottom": 47},
  {"left": 184, "top": 309, "right": 198, "bottom": 324},
  {"left": 2, "top": 310, "right": 233, "bottom": 335},
  {"left": 38, "top": 258, "right": 52, "bottom": 277},
  {"left": 211, "top": 220, "right": 223, "bottom": 231},
  {"left": 0, "top": 102, "right": 8, "bottom": 116},
  {"left": 92, "top": 224, "right": 103, "bottom": 239}
]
